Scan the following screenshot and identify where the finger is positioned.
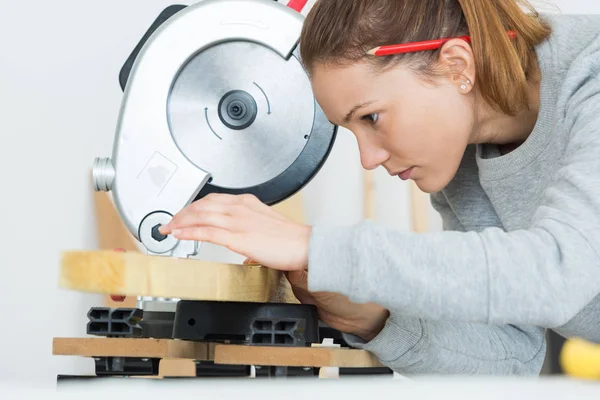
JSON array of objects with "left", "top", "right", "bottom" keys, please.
[
  {"left": 189, "top": 197, "right": 245, "bottom": 215},
  {"left": 286, "top": 270, "right": 309, "bottom": 290},
  {"left": 243, "top": 258, "right": 260, "bottom": 265},
  {"left": 195, "top": 193, "right": 286, "bottom": 221},
  {"left": 203, "top": 192, "right": 258, "bottom": 206},
  {"left": 160, "top": 204, "right": 229, "bottom": 233},
  {"left": 172, "top": 226, "right": 236, "bottom": 250},
  {"left": 286, "top": 270, "right": 334, "bottom": 302},
  {"left": 162, "top": 201, "right": 253, "bottom": 234},
  {"left": 162, "top": 211, "right": 237, "bottom": 234},
  {"left": 292, "top": 289, "right": 317, "bottom": 306},
  {"left": 162, "top": 194, "right": 286, "bottom": 235},
  {"left": 286, "top": 271, "right": 316, "bottom": 305}
]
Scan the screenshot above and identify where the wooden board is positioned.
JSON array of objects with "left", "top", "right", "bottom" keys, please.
[
  {"left": 159, "top": 359, "right": 197, "bottom": 377},
  {"left": 52, "top": 338, "right": 383, "bottom": 368},
  {"left": 92, "top": 190, "right": 139, "bottom": 252},
  {"left": 52, "top": 338, "right": 209, "bottom": 360},
  {"left": 213, "top": 344, "right": 383, "bottom": 368},
  {"left": 91, "top": 184, "right": 306, "bottom": 307},
  {"left": 93, "top": 191, "right": 139, "bottom": 308},
  {"left": 59, "top": 250, "right": 298, "bottom": 303}
]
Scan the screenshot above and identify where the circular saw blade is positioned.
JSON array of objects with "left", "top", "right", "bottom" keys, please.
[{"left": 167, "top": 40, "right": 336, "bottom": 205}]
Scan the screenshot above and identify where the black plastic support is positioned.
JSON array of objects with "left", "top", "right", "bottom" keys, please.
[
  {"left": 339, "top": 367, "right": 394, "bottom": 377},
  {"left": 318, "top": 325, "right": 351, "bottom": 347},
  {"left": 87, "top": 308, "right": 143, "bottom": 338},
  {"left": 173, "top": 301, "right": 319, "bottom": 346},
  {"left": 194, "top": 361, "right": 251, "bottom": 377},
  {"left": 255, "top": 366, "right": 317, "bottom": 378},
  {"left": 139, "top": 310, "right": 176, "bottom": 339},
  {"left": 94, "top": 357, "right": 160, "bottom": 376}
]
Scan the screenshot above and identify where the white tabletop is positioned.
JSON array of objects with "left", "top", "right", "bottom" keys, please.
[{"left": 3, "top": 375, "right": 599, "bottom": 399}]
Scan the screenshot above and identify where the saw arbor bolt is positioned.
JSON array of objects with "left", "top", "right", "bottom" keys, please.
[{"left": 218, "top": 90, "right": 258, "bottom": 130}]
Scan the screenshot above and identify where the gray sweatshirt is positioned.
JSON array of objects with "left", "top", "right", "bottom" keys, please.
[{"left": 307, "top": 13, "right": 600, "bottom": 375}]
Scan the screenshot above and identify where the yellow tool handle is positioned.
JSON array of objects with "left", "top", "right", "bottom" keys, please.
[{"left": 560, "top": 337, "right": 600, "bottom": 380}]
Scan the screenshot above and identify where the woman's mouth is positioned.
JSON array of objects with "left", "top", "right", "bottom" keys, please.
[{"left": 398, "top": 167, "right": 414, "bottom": 181}]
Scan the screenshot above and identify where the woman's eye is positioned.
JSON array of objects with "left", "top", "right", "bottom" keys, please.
[{"left": 362, "top": 113, "right": 379, "bottom": 124}]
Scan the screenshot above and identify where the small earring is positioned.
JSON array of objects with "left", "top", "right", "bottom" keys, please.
[{"left": 461, "top": 80, "right": 471, "bottom": 90}]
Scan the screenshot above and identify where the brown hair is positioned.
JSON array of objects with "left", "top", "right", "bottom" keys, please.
[{"left": 300, "top": 0, "right": 552, "bottom": 115}]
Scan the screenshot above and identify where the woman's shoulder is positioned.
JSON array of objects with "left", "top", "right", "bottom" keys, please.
[
  {"left": 538, "top": 13, "right": 600, "bottom": 116},
  {"left": 541, "top": 12, "right": 600, "bottom": 39},
  {"left": 539, "top": 13, "right": 600, "bottom": 67}
]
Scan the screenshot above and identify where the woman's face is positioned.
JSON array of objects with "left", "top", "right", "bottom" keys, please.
[{"left": 310, "top": 60, "right": 476, "bottom": 193}]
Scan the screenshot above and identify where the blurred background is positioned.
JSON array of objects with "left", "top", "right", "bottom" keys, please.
[{"left": 0, "top": 0, "right": 597, "bottom": 387}]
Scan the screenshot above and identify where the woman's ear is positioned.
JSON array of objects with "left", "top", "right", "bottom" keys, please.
[{"left": 438, "top": 38, "right": 476, "bottom": 94}]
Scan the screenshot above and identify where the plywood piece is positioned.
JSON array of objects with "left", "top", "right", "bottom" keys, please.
[
  {"left": 159, "top": 359, "right": 197, "bottom": 377},
  {"left": 213, "top": 344, "right": 383, "bottom": 368},
  {"left": 59, "top": 250, "right": 297, "bottom": 303},
  {"left": 52, "top": 338, "right": 209, "bottom": 360},
  {"left": 52, "top": 338, "right": 382, "bottom": 368}
]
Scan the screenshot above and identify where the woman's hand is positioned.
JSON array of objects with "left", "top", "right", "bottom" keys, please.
[
  {"left": 159, "top": 193, "right": 311, "bottom": 271},
  {"left": 286, "top": 269, "right": 389, "bottom": 342}
]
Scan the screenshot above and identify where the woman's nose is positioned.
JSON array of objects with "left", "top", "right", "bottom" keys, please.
[{"left": 359, "top": 141, "right": 388, "bottom": 171}]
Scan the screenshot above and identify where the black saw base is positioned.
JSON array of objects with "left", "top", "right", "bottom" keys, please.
[
  {"left": 80, "top": 300, "right": 393, "bottom": 379},
  {"left": 172, "top": 301, "right": 320, "bottom": 346}
]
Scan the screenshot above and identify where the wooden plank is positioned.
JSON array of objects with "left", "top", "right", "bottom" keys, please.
[
  {"left": 93, "top": 191, "right": 139, "bottom": 308},
  {"left": 59, "top": 250, "right": 297, "bottom": 303},
  {"left": 159, "top": 359, "right": 197, "bottom": 377},
  {"left": 92, "top": 186, "right": 305, "bottom": 307},
  {"left": 52, "top": 338, "right": 383, "bottom": 368},
  {"left": 213, "top": 344, "right": 383, "bottom": 368},
  {"left": 92, "top": 191, "right": 139, "bottom": 252},
  {"left": 52, "top": 338, "right": 209, "bottom": 360}
]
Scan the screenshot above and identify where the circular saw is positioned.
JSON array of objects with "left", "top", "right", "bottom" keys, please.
[{"left": 92, "top": 0, "right": 337, "bottom": 257}]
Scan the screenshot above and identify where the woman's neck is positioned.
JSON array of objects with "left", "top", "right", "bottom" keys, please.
[{"left": 470, "top": 59, "right": 542, "bottom": 153}]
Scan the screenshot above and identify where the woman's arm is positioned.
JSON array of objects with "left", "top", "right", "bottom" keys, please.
[
  {"left": 337, "top": 193, "right": 546, "bottom": 376},
  {"left": 342, "top": 312, "right": 546, "bottom": 376},
  {"left": 308, "top": 186, "right": 600, "bottom": 329},
  {"left": 308, "top": 91, "right": 600, "bottom": 328}
]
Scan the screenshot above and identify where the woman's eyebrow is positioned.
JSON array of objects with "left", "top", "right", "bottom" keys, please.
[{"left": 343, "top": 100, "right": 377, "bottom": 124}]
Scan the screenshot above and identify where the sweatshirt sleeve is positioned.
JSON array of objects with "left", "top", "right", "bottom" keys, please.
[
  {"left": 340, "top": 313, "right": 546, "bottom": 375},
  {"left": 340, "top": 192, "right": 546, "bottom": 376},
  {"left": 307, "top": 88, "right": 600, "bottom": 329}
]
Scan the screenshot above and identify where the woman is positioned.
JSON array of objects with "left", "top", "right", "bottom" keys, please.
[{"left": 160, "top": 0, "right": 600, "bottom": 375}]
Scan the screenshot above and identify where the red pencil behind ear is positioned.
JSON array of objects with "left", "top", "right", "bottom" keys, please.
[
  {"left": 367, "top": 30, "right": 517, "bottom": 56},
  {"left": 287, "top": 0, "right": 309, "bottom": 13}
]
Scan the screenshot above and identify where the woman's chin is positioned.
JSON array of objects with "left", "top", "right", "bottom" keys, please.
[{"left": 413, "top": 176, "right": 449, "bottom": 194}]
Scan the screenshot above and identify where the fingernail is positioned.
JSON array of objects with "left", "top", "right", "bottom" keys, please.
[{"left": 172, "top": 229, "right": 182, "bottom": 236}]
